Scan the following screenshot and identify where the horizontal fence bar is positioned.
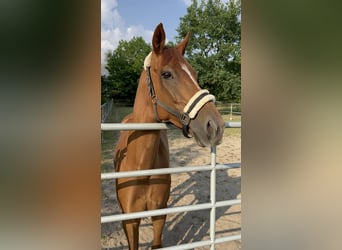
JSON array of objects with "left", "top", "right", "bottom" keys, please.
[
  {"left": 215, "top": 234, "right": 241, "bottom": 244},
  {"left": 101, "top": 163, "right": 240, "bottom": 180},
  {"left": 158, "top": 240, "right": 212, "bottom": 250},
  {"left": 100, "top": 120, "right": 241, "bottom": 248},
  {"left": 101, "top": 199, "right": 241, "bottom": 223},
  {"left": 156, "top": 234, "right": 241, "bottom": 250},
  {"left": 101, "top": 123, "right": 174, "bottom": 131},
  {"left": 101, "top": 121, "right": 240, "bottom": 131},
  {"left": 224, "top": 121, "right": 241, "bottom": 128},
  {"left": 216, "top": 199, "right": 241, "bottom": 208}
]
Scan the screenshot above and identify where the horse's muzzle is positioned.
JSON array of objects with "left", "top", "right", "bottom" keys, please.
[
  {"left": 189, "top": 103, "right": 225, "bottom": 147},
  {"left": 206, "top": 119, "right": 223, "bottom": 145}
]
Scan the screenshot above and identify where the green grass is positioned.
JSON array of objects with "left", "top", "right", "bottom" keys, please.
[
  {"left": 101, "top": 105, "right": 133, "bottom": 172},
  {"left": 217, "top": 103, "right": 241, "bottom": 136},
  {"left": 222, "top": 113, "right": 241, "bottom": 136}
]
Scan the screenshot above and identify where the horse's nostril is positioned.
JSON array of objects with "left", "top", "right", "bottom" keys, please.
[
  {"left": 216, "top": 125, "right": 221, "bottom": 137},
  {"left": 207, "top": 120, "right": 218, "bottom": 138},
  {"left": 207, "top": 120, "right": 212, "bottom": 130}
]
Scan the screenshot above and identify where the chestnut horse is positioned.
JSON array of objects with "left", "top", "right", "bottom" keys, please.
[{"left": 114, "top": 23, "right": 225, "bottom": 249}]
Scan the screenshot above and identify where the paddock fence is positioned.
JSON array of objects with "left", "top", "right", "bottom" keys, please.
[
  {"left": 101, "top": 99, "right": 114, "bottom": 123},
  {"left": 216, "top": 103, "right": 241, "bottom": 121},
  {"left": 101, "top": 121, "right": 241, "bottom": 250},
  {"left": 101, "top": 99, "right": 114, "bottom": 143}
]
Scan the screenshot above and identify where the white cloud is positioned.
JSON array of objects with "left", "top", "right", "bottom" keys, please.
[
  {"left": 101, "top": 0, "right": 154, "bottom": 72},
  {"left": 179, "top": 0, "right": 192, "bottom": 6},
  {"left": 101, "top": 0, "right": 120, "bottom": 29},
  {"left": 179, "top": 0, "right": 233, "bottom": 6}
]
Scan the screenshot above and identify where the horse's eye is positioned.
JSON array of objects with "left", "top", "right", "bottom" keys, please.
[{"left": 161, "top": 71, "right": 172, "bottom": 79}]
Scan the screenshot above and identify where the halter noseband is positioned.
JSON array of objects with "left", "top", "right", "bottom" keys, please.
[{"left": 144, "top": 52, "right": 216, "bottom": 138}]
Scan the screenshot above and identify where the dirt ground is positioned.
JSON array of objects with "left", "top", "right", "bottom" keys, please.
[{"left": 101, "top": 129, "right": 241, "bottom": 250}]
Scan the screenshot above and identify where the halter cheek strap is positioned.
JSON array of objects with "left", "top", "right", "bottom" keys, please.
[{"left": 144, "top": 52, "right": 215, "bottom": 138}]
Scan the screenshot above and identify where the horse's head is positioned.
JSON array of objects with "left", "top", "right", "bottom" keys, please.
[{"left": 144, "top": 23, "right": 225, "bottom": 147}]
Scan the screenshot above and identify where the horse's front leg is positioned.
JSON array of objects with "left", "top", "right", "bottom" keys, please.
[
  {"left": 116, "top": 177, "right": 148, "bottom": 250},
  {"left": 122, "top": 218, "right": 141, "bottom": 250},
  {"left": 151, "top": 215, "right": 167, "bottom": 249},
  {"left": 147, "top": 174, "right": 171, "bottom": 249}
]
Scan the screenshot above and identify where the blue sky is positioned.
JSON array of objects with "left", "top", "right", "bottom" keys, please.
[{"left": 101, "top": 0, "right": 191, "bottom": 67}]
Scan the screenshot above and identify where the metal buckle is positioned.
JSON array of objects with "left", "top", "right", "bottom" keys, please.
[{"left": 180, "top": 113, "right": 191, "bottom": 126}]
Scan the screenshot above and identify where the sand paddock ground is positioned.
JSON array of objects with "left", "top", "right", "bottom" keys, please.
[{"left": 101, "top": 128, "right": 241, "bottom": 250}]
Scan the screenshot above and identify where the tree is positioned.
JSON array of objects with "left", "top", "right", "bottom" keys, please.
[
  {"left": 176, "top": 0, "right": 241, "bottom": 102},
  {"left": 105, "top": 37, "right": 151, "bottom": 103},
  {"left": 101, "top": 74, "right": 112, "bottom": 104}
]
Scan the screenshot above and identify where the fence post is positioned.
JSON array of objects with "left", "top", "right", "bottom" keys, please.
[
  {"left": 210, "top": 145, "right": 217, "bottom": 250},
  {"left": 100, "top": 122, "right": 241, "bottom": 249}
]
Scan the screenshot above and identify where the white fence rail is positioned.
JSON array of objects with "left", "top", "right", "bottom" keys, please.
[
  {"left": 101, "top": 121, "right": 241, "bottom": 131},
  {"left": 101, "top": 121, "right": 241, "bottom": 250}
]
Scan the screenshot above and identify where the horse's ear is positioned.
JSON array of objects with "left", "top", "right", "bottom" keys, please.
[
  {"left": 152, "top": 23, "right": 166, "bottom": 54},
  {"left": 177, "top": 32, "right": 190, "bottom": 55}
]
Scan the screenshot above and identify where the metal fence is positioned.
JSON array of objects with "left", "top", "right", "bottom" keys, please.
[
  {"left": 216, "top": 103, "right": 241, "bottom": 121},
  {"left": 101, "top": 99, "right": 114, "bottom": 123},
  {"left": 101, "top": 99, "right": 114, "bottom": 143},
  {"left": 101, "top": 121, "right": 241, "bottom": 250}
]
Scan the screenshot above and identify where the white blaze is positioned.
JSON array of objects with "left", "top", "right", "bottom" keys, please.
[{"left": 181, "top": 63, "right": 200, "bottom": 89}]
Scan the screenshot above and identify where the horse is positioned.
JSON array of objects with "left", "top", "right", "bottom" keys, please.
[{"left": 114, "top": 23, "right": 225, "bottom": 250}]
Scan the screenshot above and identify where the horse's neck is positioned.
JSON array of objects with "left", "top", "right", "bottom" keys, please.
[
  {"left": 132, "top": 72, "right": 156, "bottom": 123},
  {"left": 127, "top": 72, "right": 169, "bottom": 170},
  {"left": 114, "top": 73, "right": 169, "bottom": 171}
]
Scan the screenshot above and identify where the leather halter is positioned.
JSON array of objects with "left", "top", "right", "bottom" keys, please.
[{"left": 145, "top": 54, "right": 215, "bottom": 138}]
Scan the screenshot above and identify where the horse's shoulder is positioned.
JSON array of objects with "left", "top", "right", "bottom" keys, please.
[
  {"left": 114, "top": 114, "right": 133, "bottom": 169},
  {"left": 121, "top": 113, "right": 133, "bottom": 123}
]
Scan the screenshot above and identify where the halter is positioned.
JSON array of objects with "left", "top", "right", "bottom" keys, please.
[{"left": 144, "top": 52, "right": 216, "bottom": 138}]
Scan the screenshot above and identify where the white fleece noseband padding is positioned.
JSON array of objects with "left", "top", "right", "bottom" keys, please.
[
  {"left": 144, "top": 52, "right": 152, "bottom": 70},
  {"left": 183, "top": 89, "right": 216, "bottom": 119}
]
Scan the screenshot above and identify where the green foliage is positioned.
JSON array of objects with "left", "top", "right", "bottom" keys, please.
[
  {"left": 176, "top": 0, "right": 241, "bottom": 102},
  {"left": 104, "top": 37, "right": 151, "bottom": 103},
  {"left": 101, "top": 75, "right": 111, "bottom": 104},
  {"left": 102, "top": 1, "right": 241, "bottom": 103}
]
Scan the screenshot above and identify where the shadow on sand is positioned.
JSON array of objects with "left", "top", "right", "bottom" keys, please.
[{"left": 101, "top": 128, "right": 241, "bottom": 250}]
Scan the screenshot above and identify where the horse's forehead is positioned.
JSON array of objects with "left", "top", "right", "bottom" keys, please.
[
  {"left": 152, "top": 48, "right": 195, "bottom": 76},
  {"left": 160, "top": 48, "right": 186, "bottom": 67}
]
